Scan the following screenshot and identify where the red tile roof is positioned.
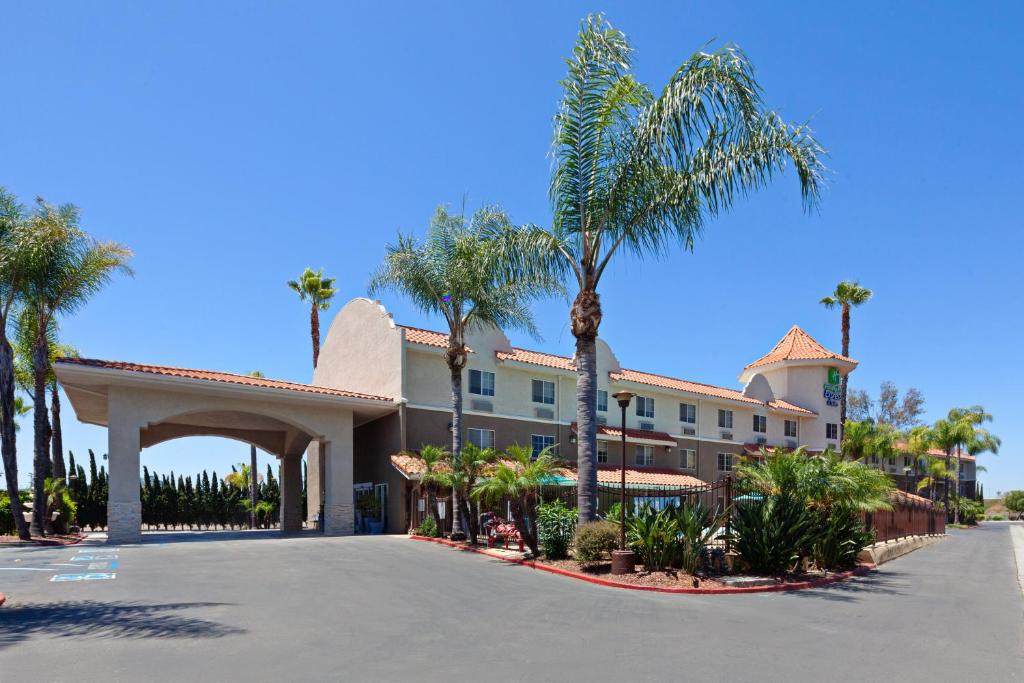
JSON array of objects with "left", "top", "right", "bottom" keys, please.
[
  {"left": 496, "top": 348, "right": 575, "bottom": 370},
  {"left": 744, "top": 325, "right": 856, "bottom": 371},
  {"left": 890, "top": 489, "right": 939, "bottom": 507},
  {"left": 582, "top": 466, "right": 706, "bottom": 488},
  {"left": 390, "top": 452, "right": 704, "bottom": 487},
  {"left": 571, "top": 422, "right": 676, "bottom": 445},
  {"left": 399, "top": 325, "right": 451, "bottom": 349},
  {"left": 56, "top": 357, "right": 392, "bottom": 402},
  {"left": 610, "top": 368, "right": 816, "bottom": 416}
]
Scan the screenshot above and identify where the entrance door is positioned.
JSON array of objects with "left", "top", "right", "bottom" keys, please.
[{"left": 374, "top": 483, "right": 389, "bottom": 531}]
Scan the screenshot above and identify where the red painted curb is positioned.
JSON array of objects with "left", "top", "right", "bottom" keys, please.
[
  {"left": 0, "top": 592, "right": 6, "bottom": 607},
  {"left": 410, "top": 535, "right": 875, "bottom": 594}
]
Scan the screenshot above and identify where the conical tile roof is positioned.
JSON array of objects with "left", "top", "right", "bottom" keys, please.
[{"left": 743, "top": 325, "right": 857, "bottom": 372}]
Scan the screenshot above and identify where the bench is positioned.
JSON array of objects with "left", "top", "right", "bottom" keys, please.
[{"left": 484, "top": 518, "right": 524, "bottom": 552}]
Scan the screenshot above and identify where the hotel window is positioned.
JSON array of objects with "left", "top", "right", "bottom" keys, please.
[
  {"left": 680, "top": 448, "right": 696, "bottom": 470},
  {"left": 532, "top": 379, "right": 555, "bottom": 405},
  {"left": 784, "top": 420, "right": 798, "bottom": 438},
  {"left": 753, "top": 415, "right": 767, "bottom": 433},
  {"left": 468, "top": 369, "right": 495, "bottom": 396},
  {"left": 597, "top": 390, "right": 608, "bottom": 412},
  {"left": 903, "top": 456, "right": 912, "bottom": 468},
  {"left": 826, "top": 423, "right": 838, "bottom": 440},
  {"left": 597, "top": 441, "right": 608, "bottom": 464},
  {"left": 717, "top": 453, "right": 733, "bottom": 472},
  {"left": 635, "top": 396, "right": 655, "bottom": 418},
  {"left": 531, "top": 434, "right": 555, "bottom": 458},
  {"left": 870, "top": 454, "right": 879, "bottom": 465},
  {"left": 718, "top": 409, "right": 733, "bottom": 429},
  {"left": 467, "top": 428, "right": 495, "bottom": 450},
  {"left": 679, "top": 402, "right": 696, "bottom": 424},
  {"left": 635, "top": 445, "right": 654, "bottom": 466}
]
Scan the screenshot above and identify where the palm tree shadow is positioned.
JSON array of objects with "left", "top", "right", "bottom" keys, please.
[
  {"left": 0, "top": 600, "right": 245, "bottom": 649},
  {"left": 785, "top": 571, "right": 908, "bottom": 603}
]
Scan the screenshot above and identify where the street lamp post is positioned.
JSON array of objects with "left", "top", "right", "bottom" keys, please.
[{"left": 611, "top": 391, "right": 635, "bottom": 575}]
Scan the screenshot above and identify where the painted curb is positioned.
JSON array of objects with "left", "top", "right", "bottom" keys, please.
[
  {"left": 410, "top": 535, "right": 875, "bottom": 594},
  {"left": 0, "top": 592, "right": 5, "bottom": 607}
]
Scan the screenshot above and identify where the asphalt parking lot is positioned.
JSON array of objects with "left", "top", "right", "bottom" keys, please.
[{"left": 1, "top": 525, "right": 1022, "bottom": 682}]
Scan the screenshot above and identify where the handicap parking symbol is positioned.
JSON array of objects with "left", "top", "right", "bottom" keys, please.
[
  {"left": 70, "top": 554, "right": 118, "bottom": 562},
  {"left": 50, "top": 572, "right": 116, "bottom": 582}
]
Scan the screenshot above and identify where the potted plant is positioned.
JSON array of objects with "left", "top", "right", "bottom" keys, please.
[{"left": 357, "top": 494, "right": 384, "bottom": 534}]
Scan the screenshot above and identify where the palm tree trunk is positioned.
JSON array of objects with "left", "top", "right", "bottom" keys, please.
[
  {"left": 839, "top": 304, "right": 850, "bottom": 439},
  {"left": 51, "top": 382, "right": 65, "bottom": 482},
  {"left": 250, "top": 445, "right": 258, "bottom": 529},
  {"left": 572, "top": 287, "right": 602, "bottom": 525},
  {"left": 0, "top": 335, "right": 30, "bottom": 540},
  {"left": 310, "top": 305, "right": 320, "bottom": 369},
  {"left": 448, "top": 361, "right": 466, "bottom": 540},
  {"left": 30, "top": 335, "right": 52, "bottom": 537},
  {"left": 953, "top": 446, "right": 961, "bottom": 525},
  {"left": 511, "top": 497, "right": 538, "bottom": 556}
]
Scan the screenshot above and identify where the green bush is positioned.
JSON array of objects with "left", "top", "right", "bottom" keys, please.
[
  {"left": 415, "top": 516, "right": 439, "bottom": 538},
  {"left": 732, "top": 495, "right": 815, "bottom": 576},
  {"left": 987, "top": 515, "right": 1005, "bottom": 521},
  {"left": 574, "top": 520, "right": 619, "bottom": 564},
  {"left": 956, "top": 497, "right": 984, "bottom": 525},
  {"left": 813, "top": 510, "right": 874, "bottom": 570},
  {"left": 536, "top": 501, "right": 577, "bottom": 559}
]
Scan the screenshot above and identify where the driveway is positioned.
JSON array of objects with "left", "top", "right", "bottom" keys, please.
[{"left": 1, "top": 525, "right": 1022, "bottom": 682}]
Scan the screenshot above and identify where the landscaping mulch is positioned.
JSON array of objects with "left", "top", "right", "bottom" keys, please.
[
  {"left": 536, "top": 558, "right": 729, "bottom": 590},
  {"left": 0, "top": 532, "right": 86, "bottom": 547}
]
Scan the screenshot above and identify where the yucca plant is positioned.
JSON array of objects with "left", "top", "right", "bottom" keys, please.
[
  {"left": 626, "top": 505, "right": 679, "bottom": 572},
  {"left": 812, "top": 510, "right": 874, "bottom": 570},
  {"left": 731, "top": 495, "right": 816, "bottom": 576},
  {"left": 673, "top": 500, "right": 729, "bottom": 574}
]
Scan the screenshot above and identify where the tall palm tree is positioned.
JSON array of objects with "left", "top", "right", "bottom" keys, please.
[
  {"left": 369, "top": 205, "right": 562, "bottom": 540},
  {"left": 917, "top": 456, "right": 957, "bottom": 504},
  {"left": 820, "top": 281, "right": 873, "bottom": 434},
  {"left": 287, "top": 268, "right": 338, "bottom": 369},
  {"left": 935, "top": 406, "right": 999, "bottom": 523},
  {"left": 0, "top": 187, "right": 37, "bottom": 540},
  {"left": 21, "top": 198, "right": 132, "bottom": 536},
  {"left": 503, "top": 15, "right": 825, "bottom": 523},
  {"left": 841, "top": 419, "right": 896, "bottom": 463}
]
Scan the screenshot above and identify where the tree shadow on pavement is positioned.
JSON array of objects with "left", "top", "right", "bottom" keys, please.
[
  {"left": 0, "top": 601, "right": 246, "bottom": 649},
  {"left": 785, "top": 571, "right": 908, "bottom": 603}
]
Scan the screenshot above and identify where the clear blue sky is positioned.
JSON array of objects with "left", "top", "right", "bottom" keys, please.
[{"left": 3, "top": 1, "right": 1022, "bottom": 493}]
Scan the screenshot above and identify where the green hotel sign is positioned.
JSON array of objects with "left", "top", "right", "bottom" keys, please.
[{"left": 823, "top": 367, "right": 841, "bottom": 406}]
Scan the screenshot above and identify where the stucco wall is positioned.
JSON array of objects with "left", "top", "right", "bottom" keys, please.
[{"left": 314, "top": 298, "right": 404, "bottom": 400}]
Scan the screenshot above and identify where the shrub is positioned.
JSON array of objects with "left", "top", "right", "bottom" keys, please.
[
  {"left": 574, "top": 520, "right": 619, "bottom": 563},
  {"left": 732, "top": 495, "right": 815, "bottom": 576},
  {"left": 987, "top": 515, "right": 1005, "bottom": 521},
  {"left": 415, "top": 516, "right": 439, "bottom": 538},
  {"left": 1004, "top": 491, "right": 1024, "bottom": 519},
  {"left": 956, "top": 497, "right": 984, "bottom": 525},
  {"left": 813, "top": 510, "right": 874, "bottom": 570},
  {"left": 536, "top": 501, "right": 577, "bottom": 560}
]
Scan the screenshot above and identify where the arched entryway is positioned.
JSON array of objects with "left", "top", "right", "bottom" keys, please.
[{"left": 54, "top": 358, "right": 396, "bottom": 543}]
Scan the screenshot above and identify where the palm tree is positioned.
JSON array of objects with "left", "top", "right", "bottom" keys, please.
[
  {"left": 841, "top": 419, "right": 896, "bottom": 464},
  {"left": 369, "top": 205, "right": 562, "bottom": 540},
  {"left": 436, "top": 442, "right": 496, "bottom": 544},
  {"left": 820, "top": 281, "right": 873, "bottom": 434},
  {"left": 0, "top": 187, "right": 37, "bottom": 540},
  {"left": 502, "top": 16, "right": 825, "bottom": 524},
  {"left": 21, "top": 198, "right": 132, "bottom": 536},
  {"left": 934, "top": 406, "right": 999, "bottom": 523},
  {"left": 917, "top": 456, "right": 957, "bottom": 504},
  {"left": 471, "top": 444, "right": 564, "bottom": 556},
  {"left": 412, "top": 444, "right": 450, "bottom": 533},
  {"left": 737, "top": 446, "right": 894, "bottom": 514},
  {"left": 287, "top": 268, "right": 338, "bottom": 369}
]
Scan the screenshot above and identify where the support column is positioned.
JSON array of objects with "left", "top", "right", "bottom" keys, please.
[
  {"left": 280, "top": 453, "right": 303, "bottom": 533},
  {"left": 107, "top": 409, "right": 142, "bottom": 544},
  {"left": 323, "top": 413, "right": 354, "bottom": 536},
  {"left": 305, "top": 441, "right": 322, "bottom": 524}
]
